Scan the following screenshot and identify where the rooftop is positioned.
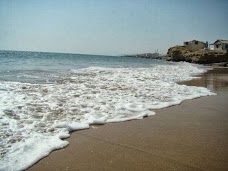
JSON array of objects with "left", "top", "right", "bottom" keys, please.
[{"left": 213, "top": 39, "right": 228, "bottom": 44}]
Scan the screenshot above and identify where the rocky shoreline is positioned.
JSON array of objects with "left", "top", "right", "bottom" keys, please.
[{"left": 166, "top": 46, "right": 228, "bottom": 65}]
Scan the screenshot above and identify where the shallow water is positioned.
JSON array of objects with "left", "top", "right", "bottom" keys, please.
[
  {"left": 0, "top": 50, "right": 167, "bottom": 84},
  {"left": 0, "top": 50, "right": 215, "bottom": 171},
  {"left": 181, "top": 68, "right": 228, "bottom": 92}
]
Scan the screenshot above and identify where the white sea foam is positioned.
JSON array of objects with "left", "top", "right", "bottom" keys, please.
[{"left": 0, "top": 62, "right": 215, "bottom": 171}]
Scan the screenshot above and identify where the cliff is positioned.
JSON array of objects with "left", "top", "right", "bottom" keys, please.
[{"left": 166, "top": 46, "right": 228, "bottom": 64}]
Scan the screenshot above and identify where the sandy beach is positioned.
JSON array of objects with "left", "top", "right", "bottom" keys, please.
[{"left": 28, "top": 67, "right": 228, "bottom": 171}]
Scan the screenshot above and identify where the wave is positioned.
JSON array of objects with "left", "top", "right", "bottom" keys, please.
[{"left": 0, "top": 62, "right": 215, "bottom": 171}]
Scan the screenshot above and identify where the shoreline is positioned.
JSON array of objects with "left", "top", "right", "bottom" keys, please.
[{"left": 28, "top": 67, "right": 228, "bottom": 170}]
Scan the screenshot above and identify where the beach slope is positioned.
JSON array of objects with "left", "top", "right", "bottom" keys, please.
[{"left": 28, "top": 68, "right": 228, "bottom": 171}]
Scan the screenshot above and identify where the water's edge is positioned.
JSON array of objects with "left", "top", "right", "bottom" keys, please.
[{"left": 0, "top": 62, "right": 215, "bottom": 171}]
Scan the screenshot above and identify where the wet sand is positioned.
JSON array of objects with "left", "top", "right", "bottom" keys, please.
[{"left": 28, "top": 68, "right": 228, "bottom": 171}]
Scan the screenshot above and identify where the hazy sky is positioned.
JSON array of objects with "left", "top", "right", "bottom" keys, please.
[{"left": 0, "top": 0, "right": 227, "bottom": 55}]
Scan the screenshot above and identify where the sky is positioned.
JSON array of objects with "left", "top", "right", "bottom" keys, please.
[{"left": 0, "top": 0, "right": 227, "bottom": 55}]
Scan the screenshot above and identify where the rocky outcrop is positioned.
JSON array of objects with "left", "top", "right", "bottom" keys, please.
[{"left": 166, "top": 46, "right": 228, "bottom": 64}]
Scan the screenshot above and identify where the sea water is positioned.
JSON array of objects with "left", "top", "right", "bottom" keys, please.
[{"left": 0, "top": 50, "right": 215, "bottom": 171}]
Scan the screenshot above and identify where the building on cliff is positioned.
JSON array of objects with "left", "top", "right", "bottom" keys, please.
[
  {"left": 213, "top": 40, "right": 228, "bottom": 53},
  {"left": 183, "top": 40, "right": 207, "bottom": 51}
]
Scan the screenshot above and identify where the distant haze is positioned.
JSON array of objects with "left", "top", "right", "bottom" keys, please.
[{"left": 0, "top": 0, "right": 227, "bottom": 55}]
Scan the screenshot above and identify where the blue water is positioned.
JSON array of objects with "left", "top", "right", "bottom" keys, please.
[{"left": 0, "top": 50, "right": 168, "bottom": 83}]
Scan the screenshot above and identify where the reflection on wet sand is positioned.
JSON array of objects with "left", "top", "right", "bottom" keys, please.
[{"left": 181, "top": 68, "right": 228, "bottom": 92}]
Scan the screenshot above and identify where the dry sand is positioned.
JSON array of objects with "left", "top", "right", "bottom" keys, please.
[{"left": 28, "top": 68, "right": 228, "bottom": 171}]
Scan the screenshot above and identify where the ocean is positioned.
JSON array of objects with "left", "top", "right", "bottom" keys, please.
[{"left": 0, "top": 50, "right": 215, "bottom": 171}]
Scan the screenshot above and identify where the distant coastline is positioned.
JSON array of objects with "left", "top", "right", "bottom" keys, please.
[{"left": 121, "top": 52, "right": 166, "bottom": 60}]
